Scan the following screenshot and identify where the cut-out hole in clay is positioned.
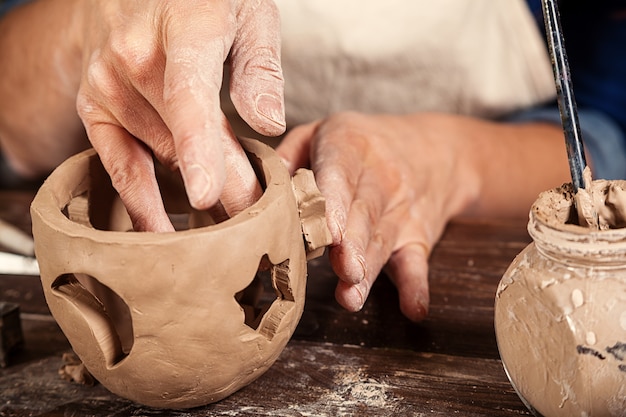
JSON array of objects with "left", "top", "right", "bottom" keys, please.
[
  {"left": 51, "top": 274, "right": 133, "bottom": 367},
  {"left": 235, "top": 256, "right": 293, "bottom": 338}
]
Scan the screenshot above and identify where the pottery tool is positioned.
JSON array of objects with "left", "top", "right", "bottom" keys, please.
[
  {"left": 541, "top": 0, "right": 587, "bottom": 192},
  {"left": 0, "top": 218, "right": 34, "bottom": 256},
  {"left": 0, "top": 218, "right": 39, "bottom": 276},
  {"left": 0, "top": 252, "right": 40, "bottom": 276}
]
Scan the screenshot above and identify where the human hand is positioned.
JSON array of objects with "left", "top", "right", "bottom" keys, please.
[
  {"left": 76, "top": 0, "right": 285, "bottom": 231},
  {"left": 276, "top": 112, "right": 481, "bottom": 322}
]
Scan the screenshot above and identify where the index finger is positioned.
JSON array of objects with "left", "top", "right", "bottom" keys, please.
[
  {"left": 160, "top": 6, "right": 257, "bottom": 212},
  {"left": 162, "top": 34, "right": 227, "bottom": 210}
]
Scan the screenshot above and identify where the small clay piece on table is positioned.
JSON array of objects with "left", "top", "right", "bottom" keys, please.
[
  {"left": 30, "top": 138, "right": 331, "bottom": 409},
  {"left": 58, "top": 351, "right": 96, "bottom": 386}
]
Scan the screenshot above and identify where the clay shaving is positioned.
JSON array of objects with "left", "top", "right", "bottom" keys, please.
[
  {"left": 575, "top": 167, "right": 626, "bottom": 230},
  {"left": 532, "top": 167, "right": 626, "bottom": 231},
  {"left": 58, "top": 352, "right": 96, "bottom": 386}
]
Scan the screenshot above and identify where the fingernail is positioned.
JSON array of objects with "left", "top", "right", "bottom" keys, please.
[
  {"left": 353, "top": 281, "right": 368, "bottom": 311},
  {"left": 409, "top": 289, "right": 430, "bottom": 321},
  {"left": 355, "top": 254, "right": 367, "bottom": 283},
  {"left": 329, "top": 212, "right": 345, "bottom": 244},
  {"left": 256, "top": 93, "right": 285, "bottom": 127},
  {"left": 415, "top": 297, "right": 429, "bottom": 317},
  {"left": 346, "top": 243, "right": 367, "bottom": 284},
  {"left": 186, "top": 164, "right": 212, "bottom": 208}
]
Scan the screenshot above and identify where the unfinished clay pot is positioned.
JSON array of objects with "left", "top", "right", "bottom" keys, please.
[
  {"left": 30, "top": 138, "right": 331, "bottom": 409},
  {"left": 495, "top": 183, "right": 626, "bottom": 417}
]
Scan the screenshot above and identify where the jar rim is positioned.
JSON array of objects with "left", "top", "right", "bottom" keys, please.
[{"left": 529, "top": 181, "right": 626, "bottom": 259}]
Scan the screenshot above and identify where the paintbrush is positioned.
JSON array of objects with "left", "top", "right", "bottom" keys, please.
[{"left": 541, "top": 0, "right": 587, "bottom": 193}]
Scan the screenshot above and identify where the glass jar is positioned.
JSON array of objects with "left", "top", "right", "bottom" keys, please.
[{"left": 495, "top": 183, "right": 626, "bottom": 417}]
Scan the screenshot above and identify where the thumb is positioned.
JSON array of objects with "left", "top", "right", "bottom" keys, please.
[{"left": 229, "top": 0, "right": 285, "bottom": 137}]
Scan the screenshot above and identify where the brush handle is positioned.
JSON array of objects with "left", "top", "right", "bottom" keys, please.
[{"left": 541, "top": 0, "right": 587, "bottom": 191}]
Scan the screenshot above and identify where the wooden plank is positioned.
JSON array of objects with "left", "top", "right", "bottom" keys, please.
[
  {"left": 297, "top": 220, "right": 531, "bottom": 360},
  {"left": 1, "top": 328, "right": 529, "bottom": 416}
]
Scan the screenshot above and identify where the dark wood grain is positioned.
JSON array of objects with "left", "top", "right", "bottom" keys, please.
[{"left": 0, "top": 190, "right": 533, "bottom": 416}]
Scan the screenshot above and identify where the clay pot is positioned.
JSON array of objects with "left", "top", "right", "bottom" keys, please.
[
  {"left": 495, "top": 183, "right": 626, "bottom": 417},
  {"left": 30, "top": 138, "right": 331, "bottom": 409}
]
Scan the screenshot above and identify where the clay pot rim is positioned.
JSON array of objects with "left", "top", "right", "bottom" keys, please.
[{"left": 30, "top": 138, "right": 289, "bottom": 245}]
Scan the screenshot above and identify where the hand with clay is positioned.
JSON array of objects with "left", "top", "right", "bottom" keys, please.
[
  {"left": 0, "top": 0, "right": 285, "bottom": 232},
  {"left": 277, "top": 111, "right": 571, "bottom": 322}
]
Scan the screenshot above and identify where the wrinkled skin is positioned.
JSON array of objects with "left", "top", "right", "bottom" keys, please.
[
  {"left": 0, "top": 0, "right": 285, "bottom": 232},
  {"left": 277, "top": 112, "right": 570, "bottom": 322},
  {"left": 76, "top": 0, "right": 285, "bottom": 231}
]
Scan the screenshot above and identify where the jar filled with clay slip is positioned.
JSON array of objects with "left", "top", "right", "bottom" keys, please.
[{"left": 495, "top": 181, "right": 626, "bottom": 417}]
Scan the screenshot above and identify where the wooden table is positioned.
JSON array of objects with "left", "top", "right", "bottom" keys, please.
[{"left": 0, "top": 189, "right": 533, "bottom": 416}]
